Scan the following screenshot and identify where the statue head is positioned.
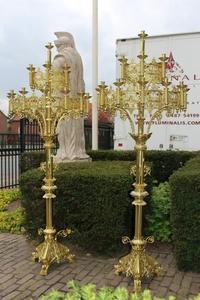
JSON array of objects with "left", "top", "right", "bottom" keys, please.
[{"left": 54, "top": 32, "right": 75, "bottom": 50}]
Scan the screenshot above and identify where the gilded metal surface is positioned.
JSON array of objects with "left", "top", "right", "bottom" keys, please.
[
  {"left": 97, "top": 31, "right": 188, "bottom": 293},
  {"left": 8, "top": 42, "right": 90, "bottom": 275},
  {"left": 32, "top": 228, "right": 74, "bottom": 276},
  {"left": 130, "top": 165, "right": 137, "bottom": 177},
  {"left": 114, "top": 242, "right": 163, "bottom": 278},
  {"left": 144, "top": 165, "right": 151, "bottom": 177}
]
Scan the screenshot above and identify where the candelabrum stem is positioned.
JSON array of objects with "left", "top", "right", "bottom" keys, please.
[
  {"left": 32, "top": 134, "right": 75, "bottom": 275},
  {"left": 44, "top": 137, "right": 54, "bottom": 229},
  {"left": 115, "top": 130, "right": 163, "bottom": 293},
  {"left": 134, "top": 111, "right": 145, "bottom": 240}
]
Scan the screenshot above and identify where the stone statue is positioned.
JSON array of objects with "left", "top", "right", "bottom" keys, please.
[{"left": 53, "top": 32, "right": 90, "bottom": 162}]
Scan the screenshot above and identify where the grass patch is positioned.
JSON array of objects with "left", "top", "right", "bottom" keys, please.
[
  {"left": 0, "top": 189, "right": 24, "bottom": 233},
  {"left": 0, "top": 188, "right": 21, "bottom": 211}
]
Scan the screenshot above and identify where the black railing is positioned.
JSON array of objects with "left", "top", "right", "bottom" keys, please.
[
  {"left": 0, "top": 141, "right": 21, "bottom": 188},
  {"left": 0, "top": 119, "right": 114, "bottom": 189},
  {"left": 84, "top": 122, "right": 114, "bottom": 150},
  {"left": 19, "top": 119, "right": 44, "bottom": 151}
]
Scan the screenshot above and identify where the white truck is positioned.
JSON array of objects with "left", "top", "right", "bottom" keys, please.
[{"left": 114, "top": 32, "right": 200, "bottom": 151}]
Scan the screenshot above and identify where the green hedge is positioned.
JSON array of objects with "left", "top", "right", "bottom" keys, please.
[
  {"left": 90, "top": 150, "right": 197, "bottom": 184},
  {"left": 21, "top": 151, "right": 46, "bottom": 173},
  {"left": 169, "top": 156, "right": 200, "bottom": 272},
  {"left": 21, "top": 150, "right": 197, "bottom": 182},
  {"left": 20, "top": 161, "right": 153, "bottom": 254}
]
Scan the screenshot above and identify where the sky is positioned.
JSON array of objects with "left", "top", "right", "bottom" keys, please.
[{"left": 0, "top": 0, "right": 200, "bottom": 114}]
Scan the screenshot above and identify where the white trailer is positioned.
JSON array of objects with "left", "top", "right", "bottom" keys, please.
[{"left": 114, "top": 32, "right": 200, "bottom": 151}]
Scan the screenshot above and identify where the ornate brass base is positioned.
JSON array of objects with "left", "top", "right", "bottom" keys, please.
[
  {"left": 32, "top": 228, "right": 75, "bottom": 275},
  {"left": 114, "top": 238, "right": 163, "bottom": 293}
]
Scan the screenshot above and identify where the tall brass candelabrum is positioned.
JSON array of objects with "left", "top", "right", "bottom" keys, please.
[
  {"left": 8, "top": 43, "right": 90, "bottom": 275},
  {"left": 97, "top": 31, "right": 188, "bottom": 292}
]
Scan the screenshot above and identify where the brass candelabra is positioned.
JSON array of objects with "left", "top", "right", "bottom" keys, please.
[
  {"left": 8, "top": 43, "right": 90, "bottom": 275},
  {"left": 96, "top": 31, "right": 188, "bottom": 292}
]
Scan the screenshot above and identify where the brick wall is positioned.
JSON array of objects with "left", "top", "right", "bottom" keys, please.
[{"left": 0, "top": 111, "right": 8, "bottom": 133}]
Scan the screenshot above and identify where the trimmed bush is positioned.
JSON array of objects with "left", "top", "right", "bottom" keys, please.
[
  {"left": 20, "top": 168, "right": 45, "bottom": 237},
  {"left": 79, "top": 150, "right": 196, "bottom": 183},
  {"left": 145, "top": 150, "right": 197, "bottom": 183},
  {"left": 21, "top": 150, "right": 197, "bottom": 182},
  {"left": 20, "top": 161, "right": 153, "bottom": 253},
  {"left": 169, "top": 156, "right": 200, "bottom": 272},
  {"left": 21, "top": 151, "right": 45, "bottom": 173}
]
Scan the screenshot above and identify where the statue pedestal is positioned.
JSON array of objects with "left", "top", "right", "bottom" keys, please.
[{"left": 53, "top": 156, "right": 92, "bottom": 164}]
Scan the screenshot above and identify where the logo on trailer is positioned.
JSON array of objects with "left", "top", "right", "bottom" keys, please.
[
  {"left": 166, "top": 52, "right": 184, "bottom": 77},
  {"left": 165, "top": 52, "right": 200, "bottom": 82}
]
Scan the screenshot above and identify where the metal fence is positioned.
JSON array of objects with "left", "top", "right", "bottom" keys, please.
[
  {"left": 0, "top": 119, "right": 113, "bottom": 189},
  {"left": 0, "top": 119, "right": 44, "bottom": 189},
  {"left": 0, "top": 134, "right": 20, "bottom": 188},
  {"left": 84, "top": 122, "right": 114, "bottom": 150}
]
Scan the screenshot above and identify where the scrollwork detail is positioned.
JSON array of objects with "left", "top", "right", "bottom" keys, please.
[
  {"left": 55, "top": 228, "right": 73, "bottom": 239},
  {"left": 122, "top": 236, "right": 131, "bottom": 244},
  {"left": 146, "top": 236, "right": 154, "bottom": 244},
  {"left": 144, "top": 164, "right": 151, "bottom": 177},
  {"left": 130, "top": 165, "right": 137, "bottom": 177}
]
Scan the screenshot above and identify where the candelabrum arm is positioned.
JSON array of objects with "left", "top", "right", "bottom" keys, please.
[
  {"left": 146, "top": 105, "right": 169, "bottom": 134},
  {"left": 119, "top": 107, "right": 135, "bottom": 135}
]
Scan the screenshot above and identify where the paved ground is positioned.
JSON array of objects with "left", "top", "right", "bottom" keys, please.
[{"left": 0, "top": 233, "right": 199, "bottom": 300}]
